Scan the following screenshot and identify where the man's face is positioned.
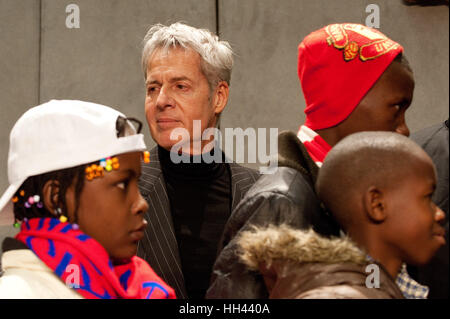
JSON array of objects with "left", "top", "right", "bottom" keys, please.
[
  {"left": 336, "top": 61, "right": 414, "bottom": 139},
  {"left": 145, "top": 47, "right": 226, "bottom": 153},
  {"left": 383, "top": 155, "right": 445, "bottom": 266},
  {"left": 67, "top": 152, "right": 149, "bottom": 260}
]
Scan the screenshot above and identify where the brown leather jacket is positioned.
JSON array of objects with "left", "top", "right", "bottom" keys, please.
[{"left": 238, "top": 225, "right": 404, "bottom": 299}]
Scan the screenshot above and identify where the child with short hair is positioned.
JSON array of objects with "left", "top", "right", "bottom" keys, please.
[
  {"left": 0, "top": 100, "right": 175, "bottom": 299},
  {"left": 238, "top": 131, "right": 445, "bottom": 298}
]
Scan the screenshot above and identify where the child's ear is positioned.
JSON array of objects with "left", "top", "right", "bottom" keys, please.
[
  {"left": 42, "top": 180, "right": 60, "bottom": 216},
  {"left": 363, "top": 186, "right": 387, "bottom": 223}
]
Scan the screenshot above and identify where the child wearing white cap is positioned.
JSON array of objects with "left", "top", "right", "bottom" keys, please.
[{"left": 0, "top": 100, "right": 175, "bottom": 299}]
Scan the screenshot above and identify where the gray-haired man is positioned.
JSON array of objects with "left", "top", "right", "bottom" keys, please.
[{"left": 137, "top": 22, "right": 259, "bottom": 299}]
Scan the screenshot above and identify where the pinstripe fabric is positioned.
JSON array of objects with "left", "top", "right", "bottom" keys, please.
[{"left": 137, "top": 146, "right": 259, "bottom": 299}]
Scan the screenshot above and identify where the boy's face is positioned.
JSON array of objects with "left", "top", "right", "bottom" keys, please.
[
  {"left": 383, "top": 155, "right": 445, "bottom": 266},
  {"left": 336, "top": 61, "right": 414, "bottom": 139},
  {"left": 67, "top": 152, "right": 149, "bottom": 260}
]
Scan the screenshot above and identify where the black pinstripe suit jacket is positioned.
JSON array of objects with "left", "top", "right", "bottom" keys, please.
[{"left": 137, "top": 146, "right": 259, "bottom": 298}]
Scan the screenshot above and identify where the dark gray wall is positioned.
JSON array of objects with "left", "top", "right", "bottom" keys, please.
[
  {"left": 0, "top": 0, "right": 40, "bottom": 234},
  {"left": 219, "top": 0, "right": 449, "bottom": 134},
  {"left": 0, "top": 0, "right": 448, "bottom": 237}
]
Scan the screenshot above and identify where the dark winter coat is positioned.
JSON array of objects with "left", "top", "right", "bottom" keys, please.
[
  {"left": 206, "top": 131, "right": 341, "bottom": 299},
  {"left": 409, "top": 120, "right": 449, "bottom": 299}
]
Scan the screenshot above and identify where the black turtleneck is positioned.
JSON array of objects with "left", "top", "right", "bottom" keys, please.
[{"left": 158, "top": 146, "right": 231, "bottom": 299}]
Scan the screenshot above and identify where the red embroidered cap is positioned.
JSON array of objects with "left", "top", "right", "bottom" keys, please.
[{"left": 298, "top": 23, "right": 404, "bottom": 130}]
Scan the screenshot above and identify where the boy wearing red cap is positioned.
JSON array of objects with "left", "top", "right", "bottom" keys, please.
[{"left": 207, "top": 23, "right": 420, "bottom": 299}]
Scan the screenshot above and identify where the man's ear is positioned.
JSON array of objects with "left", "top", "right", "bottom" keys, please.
[
  {"left": 212, "top": 81, "right": 229, "bottom": 116},
  {"left": 363, "top": 186, "right": 387, "bottom": 223},
  {"left": 42, "top": 180, "right": 60, "bottom": 216}
]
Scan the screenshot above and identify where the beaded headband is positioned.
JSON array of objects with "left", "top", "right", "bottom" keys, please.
[{"left": 11, "top": 150, "right": 151, "bottom": 227}]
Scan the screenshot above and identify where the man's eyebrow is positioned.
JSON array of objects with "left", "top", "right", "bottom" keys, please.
[
  {"left": 146, "top": 76, "right": 192, "bottom": 86},
  {"left": 170, "top": 76, "right": 191, "bottom": 83},
  {"left": 145, "top": 79, "right": 160, "bottom": 86}
]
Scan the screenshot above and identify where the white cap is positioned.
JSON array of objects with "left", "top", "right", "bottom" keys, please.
[{"left": 0, "top": 100, "right": 147, "bottom": 223}]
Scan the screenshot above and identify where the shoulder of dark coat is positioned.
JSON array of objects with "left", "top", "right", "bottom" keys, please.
[
  {"left": 232, "top": 130, "right": 319, "bottom": 202},
  {"left": 411, "top": 120, "right": 449, "bottom": 149},
  {"left": 277, "top": 130, "right": 318, "bottom": 181},
  {"left": 239, "top": 166, "right": 316, "bottom": 207},
  {"left": 228, "top": 162, "right": 260, "bottom": 183}
]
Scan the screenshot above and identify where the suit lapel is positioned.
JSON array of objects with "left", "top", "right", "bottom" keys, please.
[
  {"left": 137, "top": 146, "right": 187, "bottom": 298},
  {"left": 138, "top": 150, "right": 258, "bottom": 298}
]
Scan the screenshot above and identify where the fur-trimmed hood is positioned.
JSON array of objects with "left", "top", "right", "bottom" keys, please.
[
  {"left": 238, "top": 224, "right": 366, "bottom": 271},
  {"left": 236, "top": 225, "right": 404, "bottom": 299}
]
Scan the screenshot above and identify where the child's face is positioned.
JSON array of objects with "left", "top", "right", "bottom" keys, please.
[
  {"left": 336, "top": 61, "right": 414, "bottom": 140},
  {"left": 383, "top": 155, "right": 445, "bottom": 266},
  {"left": 67, "top": 152, "right": 149, "bottom": 260}
]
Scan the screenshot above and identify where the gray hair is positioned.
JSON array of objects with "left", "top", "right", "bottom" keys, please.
[{"left": 141, "top": 22, "right": 234, "bottom": 91}]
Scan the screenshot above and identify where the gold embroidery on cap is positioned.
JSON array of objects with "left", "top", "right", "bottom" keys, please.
[{"left": 325, "top": 24, "right": 399, "bottom": 62}]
